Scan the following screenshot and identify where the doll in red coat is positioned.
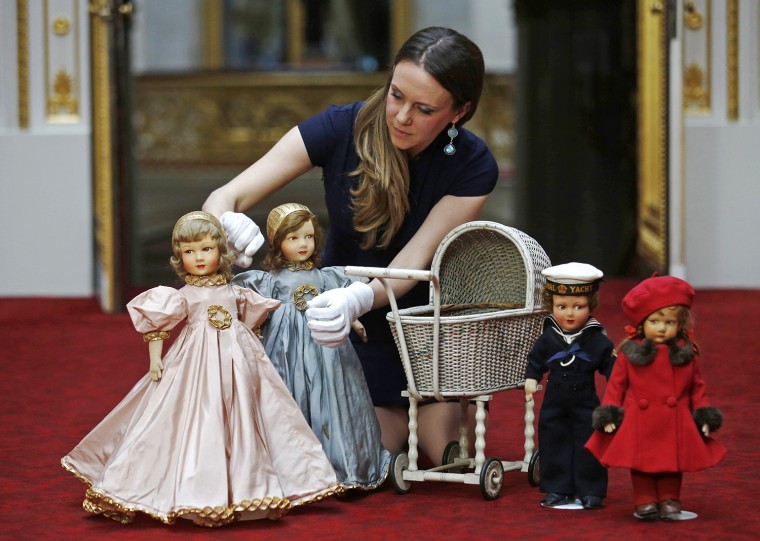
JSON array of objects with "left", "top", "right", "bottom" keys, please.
[{"left": 585, "top": 275, "right": 725, "bottom": 521}]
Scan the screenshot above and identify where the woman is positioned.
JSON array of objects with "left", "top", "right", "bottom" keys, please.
[{"left": 203, "top": 27, "right": 499, "bottom": 463}]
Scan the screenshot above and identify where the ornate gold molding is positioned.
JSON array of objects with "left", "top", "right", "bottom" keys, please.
[
  {"left": 16, "top": 0, "right": 29, "bottom": 129},
  {"left": 683, "top": 0, "right": 711, "bottom": 113},
  {"left": 391, "top": 0, "right": 413, "bottom": 56},
  {"left": 201, "top": 0, "right": 223, "bottom": 69},
  {"left": 133, "top": 72, "right": 513, "bottom": 171},
  {"left": 684, "top": 64, "right": 709, "bottom": 109},
  {"left": 726, "top": 0, "right": 739, "bottom": 120},
  {"left": 636, "top": 0, "right": 668, "bottom": 272},
  {"left": 684, "top": 1, "right": 703, "bottom": 29},
  {"left": 44, "top": 0, "right": 80, "bottom": 122},
  {"left": 90, "top": 0, "right": 116, "bottom": 312}
]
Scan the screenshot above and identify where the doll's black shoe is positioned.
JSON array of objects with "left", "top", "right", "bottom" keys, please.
[
  {"left": 541, "top": 493, "right": 574, "bottom": 507},
  {"left": 634, "top": 502, "right": 659, "bottom": 520},
  {"left": 658, "top": 499, "right": 681, "bottom": 520},
  {"left": 580, "top": 495, "right": 604, "bottom": 509}
]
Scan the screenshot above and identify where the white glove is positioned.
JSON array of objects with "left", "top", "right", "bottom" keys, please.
[
  {"left": 220, "top": 211, "right": 265, "bottom": 268},
  {"left": 306, "top": 281, "right": 374, "bottom": 347}
]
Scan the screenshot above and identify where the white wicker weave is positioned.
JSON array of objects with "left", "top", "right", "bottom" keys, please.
[{"left": 384, "top": 221, "right": 551, "bottom": 398}]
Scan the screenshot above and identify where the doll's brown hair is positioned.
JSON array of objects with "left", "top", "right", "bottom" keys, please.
[
  {"left": 616, "top": 305, "right": 695, "bottom": 350},
  {"left": 169, "top": 214, "right": 235, "bottom": 280},
  {"left": 541, "top": 289, "right": 599, "bottom": 313},
  {"left": 261, "top": 209, "right": 322, "bottom": 271}
]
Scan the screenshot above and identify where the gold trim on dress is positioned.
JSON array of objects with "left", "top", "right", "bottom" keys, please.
[
  {"left": 62, "top": 457, "right": 341, "bottom": 526},
  {"left": 207, "top": 305, "right": 232, "bottom": 330},
  {"left": 293, "top": 284, "right": 319, "bottom": 312},
  {"left": 143, "top": 331, "right": 170, "bottom": 342},
  {"left": 185, "top": 274, "right": 227, "bottom": 287},
  {"left": 284, "top": 260, "right": 314, "bottom": 272}
]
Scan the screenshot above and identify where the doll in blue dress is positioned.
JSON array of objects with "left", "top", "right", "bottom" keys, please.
[{"left": 234, "top": 203, "right": 390, "bottom": 491}]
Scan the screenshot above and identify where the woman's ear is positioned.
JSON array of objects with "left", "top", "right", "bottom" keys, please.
[{"left": 452, "top": 102, "right": 472, "bottom": 124}]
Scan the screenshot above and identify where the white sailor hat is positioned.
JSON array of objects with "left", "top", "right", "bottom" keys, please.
[{"left": 542, "top": 262, "right": 603, "bottom": 296}]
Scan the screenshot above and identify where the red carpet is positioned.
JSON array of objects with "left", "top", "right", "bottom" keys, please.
[{"left": 1, "top": 279, "right": 758, "bottom": 540}]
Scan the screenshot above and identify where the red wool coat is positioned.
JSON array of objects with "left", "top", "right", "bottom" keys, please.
[{"left": 585, "top": 340, "right": 726, "bottom": 473}]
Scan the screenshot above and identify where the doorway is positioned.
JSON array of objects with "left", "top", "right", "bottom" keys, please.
[{"left": 513, "top": 0, "right": 670, "bottom": 276}]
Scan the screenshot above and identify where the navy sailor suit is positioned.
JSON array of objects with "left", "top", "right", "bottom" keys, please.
[{"left": 525, "top": 315, "right": 616, "bottom": 498}]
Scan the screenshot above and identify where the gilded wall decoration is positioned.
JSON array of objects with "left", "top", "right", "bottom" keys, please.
[
  {"left": 133, "top": 73, "right": 513, "bottom": 172},
  {"left": 44, "top": 0, "right": 80, "bottom": 122},
  {"left": 17, "top": 0, "right": 29, "bottom": 129},
  {"left": 683, "top": 0, "right": 711, "bottom": 114},
  {"left": 726, "top": 0, "right": 739, "bottom": 120}
]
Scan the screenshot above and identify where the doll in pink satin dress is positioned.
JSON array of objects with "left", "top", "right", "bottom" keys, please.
[{"left": 62, "top": 211, "right": 341, "bottom": 527}]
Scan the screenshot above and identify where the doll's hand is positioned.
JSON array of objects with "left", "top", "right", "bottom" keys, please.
[
  {"left": 524, "top": 378, "right": 538, "bottom": 402},
  {"left": 305, "top": 282, "right": 374, "bottom": 347},
  {"left": 604, "top": 423, "right": 616, "bottom": 433},
  {"left": 220, "top": 212, "right": 265, "bottom": 267},
  {"left": 150, "top": 357, "right": 164, "bottom": 382}
]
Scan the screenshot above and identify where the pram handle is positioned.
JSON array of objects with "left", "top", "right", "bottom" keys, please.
[
  {"left": 344, "top": 266, "right": 432, "bottom": 282},
  {"left": 345, "top": 265, "right": 442, "bottom": 401}
]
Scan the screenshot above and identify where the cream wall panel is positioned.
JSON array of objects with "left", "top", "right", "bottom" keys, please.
[
  {"left": 683, "top": 0, "right": 760, "bottom": 287},
  {"left": 0, "top": 0, "right": 92, "bottom": 296},
  {"left": 0, "top": 2, "right": 20, "bottom": 130}
]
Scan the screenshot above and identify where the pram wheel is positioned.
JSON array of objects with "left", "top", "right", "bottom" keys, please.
[
  {"left": 479, "top": 457, "right": 504, "bottom": 500},
  {"left": 527, "top": 448, "right": 540, "bottom": 487},
  {"left": 389, "top": 451, "right": 412, "bottom": 494},
  {"left": 442, "top": 440, "right": 463, "bottom": 473}
]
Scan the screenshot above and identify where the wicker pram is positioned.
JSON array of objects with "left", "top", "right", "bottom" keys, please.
[{"left": 345, "top": 221, "right": 551, "bottom": 499}]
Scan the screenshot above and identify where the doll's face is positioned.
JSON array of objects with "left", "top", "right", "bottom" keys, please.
[
  {"left": 280, "top": 220, "right": 315, "bottom": 263},
  {"left": 643, "top": 306, "right": 680, "bottom": 342},
  {"left": 180, "top": 234, "right": 221, "bottom": 276},
  {"left": 552, "top": 295, "right": 591, "bottom": 333}
]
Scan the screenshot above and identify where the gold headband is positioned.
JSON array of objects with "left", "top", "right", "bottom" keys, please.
[
  {"left": 266, "top": 203, "right": 312, "bottom": 244},
  {"left": 172, "top": 211, "right": 226, "bottom": 245}
]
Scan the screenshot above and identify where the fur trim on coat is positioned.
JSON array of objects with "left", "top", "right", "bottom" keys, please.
[
  {"left": 694, "top": 406, "right": 723, "bottom": 432},
  {"left": 592, "top": 405, "right": 624, "bottom": 432},
  {"left": 621, "top": 338, "right": 695, "bottom": 366}
]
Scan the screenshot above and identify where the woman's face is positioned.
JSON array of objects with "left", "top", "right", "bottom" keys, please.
[
  {"left": 280, "top": 220, "right": 315, "bottom": 263},
  {"left": 180, "top": 234, "right": 220, "bottom": 276},
  {"left": 385, "top": 60, "right": 470, "bottom": 157}
]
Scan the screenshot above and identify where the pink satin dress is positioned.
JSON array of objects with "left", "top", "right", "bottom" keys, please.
[{"left": 62, "top": 282, "right": 341, "bottom": 526}]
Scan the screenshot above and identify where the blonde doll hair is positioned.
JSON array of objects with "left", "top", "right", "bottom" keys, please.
[
  {"left": 169, "top": 211, "right": 236, "bottom": 280},
  {"left": 261, "top": 205, "right": 323, "bottom": 271},
  {"left": 350, "top": 27, "right": 485, "bottom": 250}
]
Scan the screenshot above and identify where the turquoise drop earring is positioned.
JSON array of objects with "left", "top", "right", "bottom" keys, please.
[{"left": 443, "top": 123, "right": 458, "bottom": 155}]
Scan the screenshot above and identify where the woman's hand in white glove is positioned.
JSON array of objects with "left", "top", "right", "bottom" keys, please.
[
  {"left": 219, "top": 211, "right": 265, "bottom": 267},
  {"left": 305, "top": 282, "right": 374, "bottom": 347}
]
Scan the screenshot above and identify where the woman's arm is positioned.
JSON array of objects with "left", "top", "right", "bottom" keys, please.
[
  {"left": 368, "top": 193, "right": 489, "bottom": 309},
  {"left": 203, "top": 127, "right": 315, "bottom": 216}
]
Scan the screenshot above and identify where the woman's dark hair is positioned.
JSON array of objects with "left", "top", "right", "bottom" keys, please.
[
  {"left": 392, "top": 26, "right": 485, "bottom": 125},
  {"left": 351, "top": 27, "right": 486, "bottom": 250}
]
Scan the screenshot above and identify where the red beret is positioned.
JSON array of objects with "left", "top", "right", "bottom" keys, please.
[{"left": 621, "top": 275, "right": 695, "bottom": 327}]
